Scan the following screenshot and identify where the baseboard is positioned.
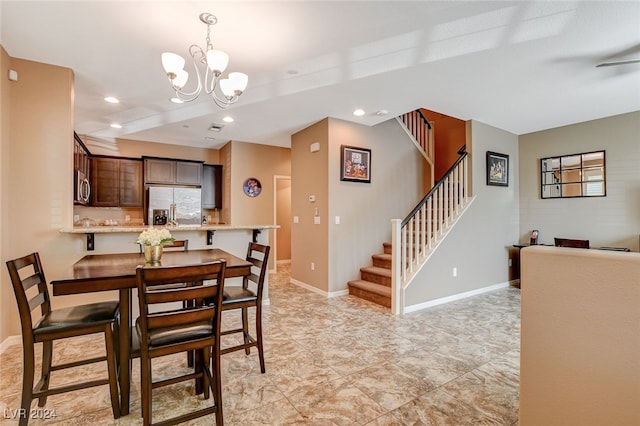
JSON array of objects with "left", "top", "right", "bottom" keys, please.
[
  {"left": 276, "top": 259, "right": 291, "bottom": 265},
  {"left": 0, "top": 335, "right": 21, "bottom": 354},
  {"left": 289, "top": 278, "right": 349, "bottom": 298},
  {"left": 404, "top": 281, "right": 511, "bottom": 314}
]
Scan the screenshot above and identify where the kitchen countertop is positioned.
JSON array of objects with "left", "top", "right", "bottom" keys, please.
[{"left": 60, "top": 224, "right": 279, "bottom": 234}]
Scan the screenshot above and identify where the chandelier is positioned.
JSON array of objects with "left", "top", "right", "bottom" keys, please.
[{"left": 161, "top": 13, "right": 248, "bottom": 107}]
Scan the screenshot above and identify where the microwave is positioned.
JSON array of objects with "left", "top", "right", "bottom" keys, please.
[{"left": 74, "top": 170, "right": 91, "bottom": 204}]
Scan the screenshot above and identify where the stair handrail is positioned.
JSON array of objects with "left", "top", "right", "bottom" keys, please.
[
  {"left": 392, "top": 147, "right": 470, "bottom": 315},
  {"left": 402, "top": 148, "right": 467, "bottom": 227},
  {"left": 399, "top": 110, "right": 434, "bottom": 163}
]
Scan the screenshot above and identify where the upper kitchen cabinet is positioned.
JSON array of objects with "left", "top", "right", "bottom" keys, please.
[
  {"left": 74, "top": 132, "right": 91, "bottom": 205},
  {"left": 119, "top": 159, "right": 144, "bottom": 207},
  {"left": 92, "top": 157, "right": 143, "bottom": 207},
  {"left": 144, "top": 157, "right": 203, "bottom": 186},
  {"left": 202, "top": 164, "right": 223, "bottom": 209},
  {"left": 74, "top": 132, "right": 90, "bottom": 177}
]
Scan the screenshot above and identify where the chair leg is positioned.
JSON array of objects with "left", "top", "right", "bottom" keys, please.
[
  {"left": 39, "top": 340, "right": 53, "bottom": 406},
  {"left": 19, "top": 341, "right": 35, "bottom": 426},
  {"left": 211, "top": 345, "right": 224, "bottom": 426},
  {"left": 256, "top": 304, "right": 265, "bottom": 374},
  {"left": 140, "top": 353, "right": 152, "bottom": 426},
  {"left": 242, "top": 307, "right": 250, "bottom": 355},
  {"left": 194, "top": 348, "right": 209, "bottom": 399},
  {"left": 104, "top": 325, "right": 121, "bottom": 419}
]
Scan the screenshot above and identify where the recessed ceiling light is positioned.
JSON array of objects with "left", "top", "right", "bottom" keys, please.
[
  {"left": 205, "top": 136, "right": 217, "bottom": 141},
  {"left": 353, "top": 109, "right": 365, "bottom": 116},
  {"left": 376, "top": 110, "right": 388, "bottom": 116},
  {"left": 110, "top": 123, "right": 122, "bottom": 129},
  {"left": 222, "top": 116, "right": 234, "bottom": 123},
  {"left": 104, "top": 96, "right": 119, "bottom": 104},
  {"left": 170, "top": 97, "right": 184, "bottom": 104}
]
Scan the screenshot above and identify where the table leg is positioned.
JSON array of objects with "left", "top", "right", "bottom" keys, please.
[{"left": 119, "top": 288, "right": 131, "bottom": 415}]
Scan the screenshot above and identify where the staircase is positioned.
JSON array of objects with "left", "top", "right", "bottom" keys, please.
[
  {"left": 347, "top": 109, "right": 471, "bottom": 311},
  {"left": 347, "top": 243, "right": 392, "bottom": 308}
]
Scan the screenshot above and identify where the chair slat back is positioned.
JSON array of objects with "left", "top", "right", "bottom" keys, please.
[
  {"left": 6, "top": 252, "right": 51, "bottom": 340},
  {"left": 138, "top": 239, "right": 189, "bottom": 253},
  {"left": 244, "top": 243, "right": 270, "bottom": 298},
  {"left": 136, "top": 261, "right": 226, "bottom": 340}
]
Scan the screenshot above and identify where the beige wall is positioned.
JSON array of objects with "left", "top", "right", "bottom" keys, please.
[
  {"left": 519, "top": 111, "right": 640, "bottom": 251},
  {"left": 1, "top": 46, "right": 12, "bottom": 342},
  {"left": 405, "top": 120, "right": 520, "bottom": 307},
  {"left": 520, "top": 245, "right": 640, "bottom": 426},
  {"left": 229, "top": 141, "right": 290, "bottom": 225},
  {"left": 291, "top": 117, "right": 429, "bottom": 294},
  {"left": 291, "top": 119, "right": 330, "bottom": 291},
  {"left": 328, "top": 118, "right": 429, "bottom": 293},
  {"left": 0, "top": 57, "right": 100, "bottom": 341},
  {"left": 228, "top": 140, "right": 291, "bottom": 270}
]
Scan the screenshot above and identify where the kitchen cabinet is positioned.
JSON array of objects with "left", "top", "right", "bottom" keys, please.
[
  {"left": 119, "top": 159, "right": 143, "bottom": 207},
  {"left": 176, "top": 161, "right": 202, "bottom": 185},
  {"left": 74, "top": 132, "right": 90, "bottom": 177},
  {"left": 92, "top": 157, "right": 142, "bottom": 207},
  {"left": 74, "top": 132, "right": 91, "bottom": 205},
  {"left": 202, "top": 164, "right": 223, "bottom": 209},
  {"left": 144, "top": 158, "right": 203, "bottom": 186}
]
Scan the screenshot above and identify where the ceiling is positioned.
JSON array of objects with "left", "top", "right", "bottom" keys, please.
[{"left": 2, "top": 1, "right": 639, "bottom": 149}]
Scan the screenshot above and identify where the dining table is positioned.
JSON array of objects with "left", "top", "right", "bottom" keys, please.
[{"left": 51, "top": 248, "right": 252, "bottom": 416}]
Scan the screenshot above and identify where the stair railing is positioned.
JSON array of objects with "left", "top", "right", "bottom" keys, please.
[
  {"left": 399, "top": 109, "right": 434, "bottom": 163},
  {"left": 391, "top": 149, "right": 470, "bottom": 314}
]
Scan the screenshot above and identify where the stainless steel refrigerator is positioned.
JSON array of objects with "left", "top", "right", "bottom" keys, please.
[{"left": 147, "top": 186, "right": 202, "bottom": 226}]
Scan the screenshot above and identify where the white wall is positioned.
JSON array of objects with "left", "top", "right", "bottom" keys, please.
[
  {"left": 519, "top": 111, "right": 640, "bottom": 251},
  {"left": 405, "top": 120, "right": 520, "bottom": 306}
]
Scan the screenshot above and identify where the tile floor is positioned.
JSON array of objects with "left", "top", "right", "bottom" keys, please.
[{"left": 1, "top": 264, "right": 521, "bottom": 425}]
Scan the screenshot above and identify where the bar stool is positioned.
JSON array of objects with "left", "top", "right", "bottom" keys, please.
[
  {"left": 6, "top": 252, "right": 120, "bottom": 426},
  {"left": 220, "top": 242, "right": 270, "bottom": 373}
]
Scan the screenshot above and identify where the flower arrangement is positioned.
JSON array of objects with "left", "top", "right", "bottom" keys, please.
[{"left": 136, "top": 228, "right": 174, "bottom": 247}]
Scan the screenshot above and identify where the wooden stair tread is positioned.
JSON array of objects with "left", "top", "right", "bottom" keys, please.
[
  {"left": 360, "top": 266, "right": 391, "bottom": 276},
  {"left": 348, "top": 280, "right": 391, "bottom": 297},
  {"left": 372, "top": 253, "right": 391, "bottom": 260}
]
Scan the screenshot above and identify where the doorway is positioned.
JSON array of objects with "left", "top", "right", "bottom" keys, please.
[{"left": 273, "top": 175, "right": 291, "bottom": 269}]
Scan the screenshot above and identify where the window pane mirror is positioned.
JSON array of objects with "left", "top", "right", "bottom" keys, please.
[{"left": 540, "top": 150, "right": 605, "bottom": 199}]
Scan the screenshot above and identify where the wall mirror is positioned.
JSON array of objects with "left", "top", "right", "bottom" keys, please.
[{"left": 540, "top": 150, "right": 606, "bottom": 199}]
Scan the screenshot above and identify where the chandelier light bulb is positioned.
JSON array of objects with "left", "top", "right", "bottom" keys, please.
[
  {"left": 206, "top": 49, "right": 229, "bottom": 75},
  {"left": 161, "top": 13, "right": 247, "bottom": 107},
  {"left": 161, "top": 52, "right": 185, "bottom": 75},
  {"left": 228, "top": 72, "right": 248, "bottom": 93},
  {"left": 173, "top": 70, "right": 189, "bottom": 89}
]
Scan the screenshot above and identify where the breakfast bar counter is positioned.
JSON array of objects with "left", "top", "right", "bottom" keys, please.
[{"left": 60, "top": 224, "right": 279, "bottom": 250}]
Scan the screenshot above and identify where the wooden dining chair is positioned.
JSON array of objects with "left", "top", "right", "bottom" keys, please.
[
  {"left": 554, "top": 237, "right": 590, "bottom": 249},
  {"left": 135, "top": 260, "right": 226, "bottom": 426},
  {"left": 220, "top": 242, "right": 270, "bottom": 373},
  {"left": 138, "top": 239, "right": 189, "bottom": 253},
  {"left": 5, "top": 252, "right": 120, "bottom": 426}
]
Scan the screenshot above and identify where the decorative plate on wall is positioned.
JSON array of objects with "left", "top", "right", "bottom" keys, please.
[{"left": 243, "top": 178, "right": 262, "bottom": 197}]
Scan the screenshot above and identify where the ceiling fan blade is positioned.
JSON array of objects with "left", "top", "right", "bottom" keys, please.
[{"left": 596, "top": 59, "right": 640, "bottom": 68}]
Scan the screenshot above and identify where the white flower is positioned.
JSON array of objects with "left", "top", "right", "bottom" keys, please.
[{"left": 136, "top": 228, "right": 174, "bottom": 246}]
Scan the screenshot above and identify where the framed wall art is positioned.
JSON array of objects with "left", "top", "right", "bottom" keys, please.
[
  {"left": 340, "top": 145, "right": 371, "bottom": 183},
  {"left": 243, "top": 177, "right": 262, "bottom": 197},
  {"left": 486, "top": 151, "right": 509, "bottom": 187}
]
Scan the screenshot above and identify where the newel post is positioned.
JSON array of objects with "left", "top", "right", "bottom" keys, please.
[{"left": 391, "top": 219, "right": 403, "bottom": 315}]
